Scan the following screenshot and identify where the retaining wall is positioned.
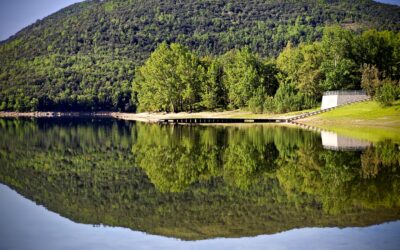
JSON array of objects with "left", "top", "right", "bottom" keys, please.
[{"left": 321, "top": 91, "right": 369, "bottom": 110}]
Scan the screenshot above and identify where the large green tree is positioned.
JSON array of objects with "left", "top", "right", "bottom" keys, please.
[
  {"left": 134, "top": 43, "right": 205, "bottom": 112},
  {"left": 354, "top": 30, "right": 400, "bottom": 80},
  {"left": 200, "top": 58, "right": 227, "bottom": 110},
  {"left": 319, "top": 26, "right": 359, "bottom": 90},
  {"left": 221, "top": 47, "right": 277, "bottom": 109}
]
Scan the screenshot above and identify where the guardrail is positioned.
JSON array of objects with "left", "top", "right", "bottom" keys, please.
[{"left": 323, "top": 90, "right": 367, "bottom": 96}]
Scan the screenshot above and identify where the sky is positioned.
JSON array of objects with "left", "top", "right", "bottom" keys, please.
[
  {"left": 0, "top": 0, "right": 399, "bottom": 41},
  {"left": 0, "top": 0, "right": 84, "bottom": 41}
]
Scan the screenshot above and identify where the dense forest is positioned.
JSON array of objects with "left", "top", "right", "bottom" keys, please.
[
  {"left": 0, "top": 0, "right": 399, "bottom": 112},
  {"left": 0, "top": 118, "right": 399, "bottom": 239}
]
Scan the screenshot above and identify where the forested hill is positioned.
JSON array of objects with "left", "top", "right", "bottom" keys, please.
[
  {"left": 1, "top": 0, "right": 399, "bottom": 111},
  {"left": 3, "top": 0, "right": 400, "bottom": 60}
]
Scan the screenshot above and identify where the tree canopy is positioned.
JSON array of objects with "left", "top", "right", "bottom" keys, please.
[
  {"left": 133, "top": 27, "right": 400, "bottom": 113},
  {"left": 134, "top": 42, "right": 205, "bottom": 112}
]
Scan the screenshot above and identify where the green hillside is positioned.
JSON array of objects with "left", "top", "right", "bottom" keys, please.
[{"left": 0, "top": 0, "right": 399, "bottom": 111}]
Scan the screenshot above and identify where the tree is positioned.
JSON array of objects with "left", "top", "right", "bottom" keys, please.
[
  {"left": 354, "top": 30, "right": 400, "bottom": 80},
  {"left": 297, "top": 44, "right": 322, "bottom": 91},
  {"left": 134, "top": 42, "right": 205, "bottom": 112},
  {"left": 221, "top": 47, "right": 270, "bottom": 109},
  {"left": 248, "top": 87, "right": 266, "bottom": 113},
  {"left": 320, "top": 26, "right": 359, "bottom": 90},
  {"left": 261, "top": 60, "right": 280, "bottom": 97},
  {"left": 276, "top": 42, "right": 323, "bottom": 110},
  {"left": 276, "top": 41, "right": 303, "bottom": 85},
  {"left": 361, "top": 64, "right": 381, "bottom": 96},
  {"left": 320, "top": 58, "right": 359, "bottom": 90},
  {"left": 200, "top": 58, "right": 226, "bottom": 110},
  {"left": 273, "top": 82, "right": 302, "bottom": 113}
]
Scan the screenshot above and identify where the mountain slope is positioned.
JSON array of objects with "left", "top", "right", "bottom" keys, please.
[{"left": 1, "top": 0, "right": 399, "bottom": 111}]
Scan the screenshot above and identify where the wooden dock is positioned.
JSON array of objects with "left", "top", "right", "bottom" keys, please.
[{"left": 158, "top": 118, "right": 287, "bottom": 124}]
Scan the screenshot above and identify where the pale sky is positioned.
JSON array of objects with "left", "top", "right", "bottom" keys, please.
[
  {"left": 0, "top": 0, "right": 84, "bottom": 41},
  {"left": 0, "top": 0, "right": 399, "bottom": 41}
]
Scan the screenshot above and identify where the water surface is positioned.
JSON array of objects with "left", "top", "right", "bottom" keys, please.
[{"left": 0, "top": 118, "right": 399, "bottom": 249}]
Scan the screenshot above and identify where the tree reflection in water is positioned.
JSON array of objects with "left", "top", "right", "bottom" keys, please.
[{"left": 0, "top": 118, "right": 399, "bottom": 240}]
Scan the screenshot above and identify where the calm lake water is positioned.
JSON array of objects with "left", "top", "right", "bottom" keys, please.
[{"left": 0, "top": 118, "right": 399, "bottom": 250}]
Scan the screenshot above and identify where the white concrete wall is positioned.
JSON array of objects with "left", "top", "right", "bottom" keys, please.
[
  {"left": 321, "top": 95, "right": 338, "bottom": 109},
  {"left": 321, "top": 93, "right": 369, "bottom": 110}
]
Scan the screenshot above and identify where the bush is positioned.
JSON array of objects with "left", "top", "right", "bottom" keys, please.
[
  {"left": 273, "top": 83, "right": 302, "bottom": 113},
  {"left": 375, "top": 80, "right": 399, "bottom": 106},
  {"left": 248, "top": 87, "right": 265, "bottom": 114},
  {"left": 263, "top": 96, "right": 275, "bottom": 113}
]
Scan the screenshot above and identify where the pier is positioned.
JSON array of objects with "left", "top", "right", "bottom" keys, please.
[{"left": 158, "top": 118, "right": 287, "bottom": 124}]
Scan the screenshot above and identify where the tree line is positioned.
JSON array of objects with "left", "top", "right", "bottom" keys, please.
[{"left": 134, "top": 26, "right": 400, "bottom": 113}]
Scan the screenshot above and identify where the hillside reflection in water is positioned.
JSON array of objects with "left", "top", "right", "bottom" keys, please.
[{"left": 0, "top": 118, "right": 399, "bottom": 249}]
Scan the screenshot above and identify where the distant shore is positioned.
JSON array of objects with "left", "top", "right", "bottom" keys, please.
[{"left": 0, "top": 111, "right": 156, "bottom": 123}]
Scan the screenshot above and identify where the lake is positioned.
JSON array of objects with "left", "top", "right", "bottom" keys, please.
[{"left": 0, "top": 118, "right": 399, "bottom": 250}]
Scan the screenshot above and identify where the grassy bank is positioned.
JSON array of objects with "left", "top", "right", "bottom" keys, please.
[{"left": 299, "top": 101, "right": 400, "bottom": 142}]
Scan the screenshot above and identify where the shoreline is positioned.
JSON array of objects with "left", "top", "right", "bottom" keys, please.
[
  {"left": 0, "top": 110, "right": 300, "bottom": 123},
  {"left": 1, "top": 110, "right": 399, "bottom": 142},
  {"left": 0, "top": 111, "right": 162, "bottom": 123}
]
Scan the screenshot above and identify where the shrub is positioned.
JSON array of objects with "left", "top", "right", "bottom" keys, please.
[
  {"left": 375, "top": 79, "right": 399, "bottom": 106},
  {"left": 248, "top": 87, "right": 265, "bottom": 114},
  {"left": 263, "top": 96, "right": 275, "bottom": 113},
  {"left": 273, "top": 83, "right": 302, "bottom": 113}
]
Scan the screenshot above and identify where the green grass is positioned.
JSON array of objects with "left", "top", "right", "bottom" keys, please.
[
  {"left": 315, "top": 100, "right": 400, "bottom": 121},
  {"left": 302, "top": 100, "right": 400, "bottom": 142}
]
